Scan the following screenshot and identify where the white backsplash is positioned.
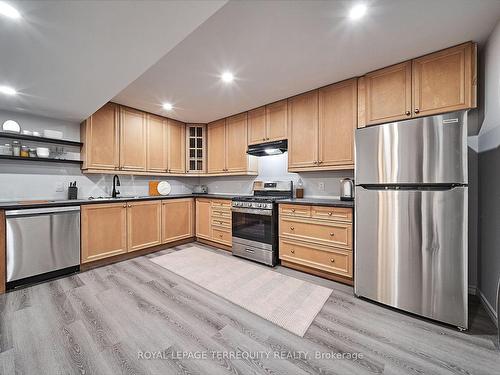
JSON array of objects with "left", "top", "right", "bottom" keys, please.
[{"left": 199, "top": 153, "right": 354, "bottom": 198}]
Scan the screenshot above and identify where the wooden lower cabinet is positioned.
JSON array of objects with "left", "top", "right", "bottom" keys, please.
[
  {"left": 279, "top": 203, "right": 353, "bottom": 284},
  {"left": 127, "top": 201, "right": 162, "bottom": 252},
  {"left": 162, "top": 198, "right": 194, "bottom": 243},
  {"left": 81, "top": 203, "right": 128, "bottom": 263},
  {"left": 195, "top": 198, "right": 211, "bottom": 240},
  {"left": 82, "top": 199, "right": 193, "bottom": 264},
  {"left": 195, "top": 198, "right": 232, "bottom": 247}
]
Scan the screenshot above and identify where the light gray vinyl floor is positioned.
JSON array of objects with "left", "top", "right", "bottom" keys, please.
[{"left": 0, "top": 242, "right": 498, "bottom": 375}]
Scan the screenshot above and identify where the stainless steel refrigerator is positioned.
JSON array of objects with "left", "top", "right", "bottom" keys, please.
[{"left": 354, "top": 111, "right": 468, "bottom": 330}]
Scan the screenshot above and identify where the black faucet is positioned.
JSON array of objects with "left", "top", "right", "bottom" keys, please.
[{"left": 112, "top": 175, "right": 121, "bottom": 198}]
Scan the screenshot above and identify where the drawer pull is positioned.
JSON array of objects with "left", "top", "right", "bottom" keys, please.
[
  {"left": 291, "top": 208, "right": 295, "bottom": 212},
  {"left": 330, "top": 232, "right": 335, "bottom": 237},
  {"left": 290, "top": 249, "right": 295, "bottom": 254},
  {"left": 290, "top": 226, "right": 295, "bottom": 230},
  {"left": 219, "top": 234, "right": 223, "bottom": 238},
  {"left": 328, "top": 212, "right": 332, "bottom": 216},
  {"left": 330, "top": 258, "right": 335, "bottom": 263},
  {"left": 245, "top": 248, "right": 255, "bottom": 253}
]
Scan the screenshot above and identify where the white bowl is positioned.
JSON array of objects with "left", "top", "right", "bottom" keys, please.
[
  {"left": 36, "top": 147, "right": 50, "bottom": 158},
  {"left": 43, "top": 129, "right": 63, "bottom": 139}
]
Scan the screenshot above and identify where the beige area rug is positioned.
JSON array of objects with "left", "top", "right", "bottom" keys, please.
[{"left": 150, "top": 246, "right": 332, "bottom": 336}]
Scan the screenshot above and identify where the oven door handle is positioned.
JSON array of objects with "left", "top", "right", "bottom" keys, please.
[{"left": 231, "top": 207, "right": 273, "bottom": 216}]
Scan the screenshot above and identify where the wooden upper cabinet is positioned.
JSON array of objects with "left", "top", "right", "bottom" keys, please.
[
  {"left": 358, "top": 42, "right": 477, "bottom": 127},
  {"left": 195, "top": 199, "right": 211, "bottom": 240},
  {"left": 127, "top": 200, "right": 162, "bottom": 252},
  {"left": 146, "top": 114, "right": 167, "bottom": 173},
  {"left": 81, "top": 203, "right": 127, "bottom": 263},
  {"left": 162, "top": 198, "right": 194, "bottom": 243},
  {"left": 319, "top": 79, "right": 357, "bottom": 168},
  {"left": 413, "top": 42, "right": 476, "bottom": 117},
  {"left": 248, "top": 101, "right": 287, "bottom": 145},
  {"left": 358, "top": 61, "right": 412, "bottom": 127},
  {"left": 266, "top": 99, "right": 287, "bottom": 142},
  {"left": 120, "top": 107, "right": 147, "bottom": 171},
  {"left": 287, "top": 90, "right": 319, "bottom": 170},
  {"left": 248, "top": 106, "right": 267, "bottom": 145},
  {"left": 168, "top": 119, "right": 186, "bottom": 174},
  {"left": 225, "top": 113, "right": 248, "bottom": 172},
  {"left": 81, "top": 102, "right": 119, "bottom": 170},
  {"left": 207, "top": 119, "right": 226, "bottom": 173}
]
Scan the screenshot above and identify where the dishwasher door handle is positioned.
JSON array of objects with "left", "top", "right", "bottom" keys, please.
[{"left": 6, "top": 206, "right": 81, "bottom": 217}]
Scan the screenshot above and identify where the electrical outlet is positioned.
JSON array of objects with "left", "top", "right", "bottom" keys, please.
[
  {"left": 318, "top": 182, "right": 325, "bottom": 191},
  {"left": 55, "top": 182, "right": 64, "bottom": 192}
]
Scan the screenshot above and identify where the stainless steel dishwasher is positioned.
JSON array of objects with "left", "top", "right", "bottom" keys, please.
[{"left": 6, "top": 206, "right": 80, "bottom": 288}]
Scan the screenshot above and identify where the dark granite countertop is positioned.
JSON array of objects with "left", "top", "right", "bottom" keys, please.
[
  {"left": 276, "top": 198, "right": 354, "bottom": 208},
  {"left": 0, "top": 193, "right": 237, "bottom": 210}
]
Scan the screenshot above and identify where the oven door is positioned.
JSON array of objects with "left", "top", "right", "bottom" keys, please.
[{"left": 232, "top": 207, "right": 274, "bottom": 246}]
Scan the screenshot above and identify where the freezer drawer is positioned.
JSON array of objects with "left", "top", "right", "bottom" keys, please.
[
  {"left": 355, "top": 111, "right": 468, "bottom": 185},
  {"left": 354, "top": 187, "right": 468, "bottom": 328},
  {"left": 6, "top": 206, "right": 81, "bottom": 283}
]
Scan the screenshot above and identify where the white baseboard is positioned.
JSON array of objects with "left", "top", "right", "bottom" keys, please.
[
  {"left": 468, "top": 285, "right": 477, "bottom": 295},
  {"left": 478, "top": 289, "right": 498, "bottom": 328}
]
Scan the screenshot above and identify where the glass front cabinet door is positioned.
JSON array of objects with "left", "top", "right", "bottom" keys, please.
[{"left": 186, "top": 124, "right": 206, "bottom": 174}]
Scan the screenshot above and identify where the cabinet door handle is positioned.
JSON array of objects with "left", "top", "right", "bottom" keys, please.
[
  {"left": 128, "top": 204, "right": 131, "bottom": 207},
  {"left": 330, "top": 258, "right": 335, "bottom": 263},
  {"left": 123, "top": 204, "right": 127, "bottom": 208},
  {"left": 406, "top": 111, "right": 411, "bottom": 116},
  {"left": 262, "top": 138, "right": 266, "bottom": 141},
  {"left": 414, "top": 108, "right": 420, "bottom": 114}
]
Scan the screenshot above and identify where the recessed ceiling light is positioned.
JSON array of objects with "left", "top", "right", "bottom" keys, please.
[
  {"left": 349, "top": 3, "right": 367, "bottom": 20},
  {"left": 0, "top": 85, "right": 17, "bottom": 96},
  {"left": 221, "top": 71, "right": 234, "bottom": 83},
  {"left": 162, "top": 102, "right": 173, "bottom": 111},
  {"left": 0, "top": 1, "right": 21, "bottom": 20}
]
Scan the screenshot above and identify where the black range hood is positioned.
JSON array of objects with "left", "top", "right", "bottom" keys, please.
[{"left": 246, "top": 139, "right": 288, "bottom": 157}]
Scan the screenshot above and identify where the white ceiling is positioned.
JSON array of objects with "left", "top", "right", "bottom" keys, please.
[
  {"left": 2, "top": 1, "right": 500, "bottom": 124},
  {"left": 114, "top": 0, "right": 500, "bottom": 123},
  {"left": 0, "top": 0, "right": 226, "bottom": 121}
]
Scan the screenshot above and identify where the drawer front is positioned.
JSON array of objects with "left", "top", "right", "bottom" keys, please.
[
  {"left": 279, "top": 239, "right": 352, "bottom": 277},
  {"left": 211, "top": 217, "right": 231, "bottom": 228},
  {"left": 311, "top": 206, "right": 353, "bottom": 222},
  {"left": 280, "top": 217, "right": 352, "bottom": 249},
  {"left": 279, "top": 204, "right": 311, "bottom": 218},
  {"left": 211, "top": 209, "right": 231, "bottom": 219},
  {"left": 212, "top": 227, "right": 232, "bottom": 245},
  {"left": 211, "top": 200, "right": 231, "bottom": 209}
]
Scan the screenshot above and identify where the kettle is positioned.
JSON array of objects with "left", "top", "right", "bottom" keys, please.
[{"left": 340, "top": 178, "right": 354, "bottom": 201}]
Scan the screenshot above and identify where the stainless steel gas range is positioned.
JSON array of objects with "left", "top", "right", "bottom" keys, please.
[{"left": 231, "top": 181, "right": 293, "bottom": 266}]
